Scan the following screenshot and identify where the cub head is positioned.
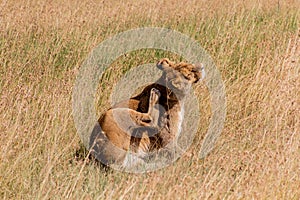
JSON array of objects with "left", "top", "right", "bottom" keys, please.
[{"left": 157, "top": 58, "right": 205, "bottom": 97}]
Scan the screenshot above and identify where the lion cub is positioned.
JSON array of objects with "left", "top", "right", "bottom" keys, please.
[
  {"left": 90, "top": 58, "right": 205, "bottom": 167},
  {"left": 98, "top": 88, "right": 162, "bottom": 152}
]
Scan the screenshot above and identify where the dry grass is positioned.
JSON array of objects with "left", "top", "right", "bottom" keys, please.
[{"left": 1, "top": 0, "right": 299, "bottom": 199}]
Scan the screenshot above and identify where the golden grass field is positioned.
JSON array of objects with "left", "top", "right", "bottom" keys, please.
[{"left": 1, "top": 0, "right": 299, "bottom": 199}]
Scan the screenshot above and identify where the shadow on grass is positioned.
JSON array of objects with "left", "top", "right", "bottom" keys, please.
[{"left": 71, "top": 144, "right": 111, "bottom": 173}]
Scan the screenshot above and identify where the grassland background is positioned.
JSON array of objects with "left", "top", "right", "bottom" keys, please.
[{"left": 0, "top": 0, "right": 299, "bottom": 199}]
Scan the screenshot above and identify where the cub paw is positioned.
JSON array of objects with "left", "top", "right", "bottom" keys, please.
[{"left": 150, "top": 88, "right": 160, "bottom": 104}]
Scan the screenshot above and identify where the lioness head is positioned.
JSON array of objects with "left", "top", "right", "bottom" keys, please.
[{"left": 157, "top": 58, "right": 205, "bottom": 97}]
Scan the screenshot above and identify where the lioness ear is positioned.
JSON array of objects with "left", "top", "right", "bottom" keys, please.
[
  {"left": 194, "top": 63, "right": 204, "bottom": 72},
  {"left": 156, "top": 58, "right": 173, "bottom": 71}
]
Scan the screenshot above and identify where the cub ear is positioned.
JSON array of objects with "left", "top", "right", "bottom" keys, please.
[{"left": 156, "top": 58, "right": 174, "bottom": 71}]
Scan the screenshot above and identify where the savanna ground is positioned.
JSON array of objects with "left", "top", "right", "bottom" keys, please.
[{"left": 1, "top": 0, "right": 299, "bottom": 199}]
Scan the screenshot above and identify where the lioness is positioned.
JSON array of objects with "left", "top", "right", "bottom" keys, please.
[{"left": 90, "top": 58, "right": 205, "bottom": 167}]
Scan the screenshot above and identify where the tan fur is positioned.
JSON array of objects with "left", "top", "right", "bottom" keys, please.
[
  {"left": 90, "top": 58, "right": 204, "bottom": 166},
  {"left": 98, "top": 88, "right": 161, "bottom": 152}
]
